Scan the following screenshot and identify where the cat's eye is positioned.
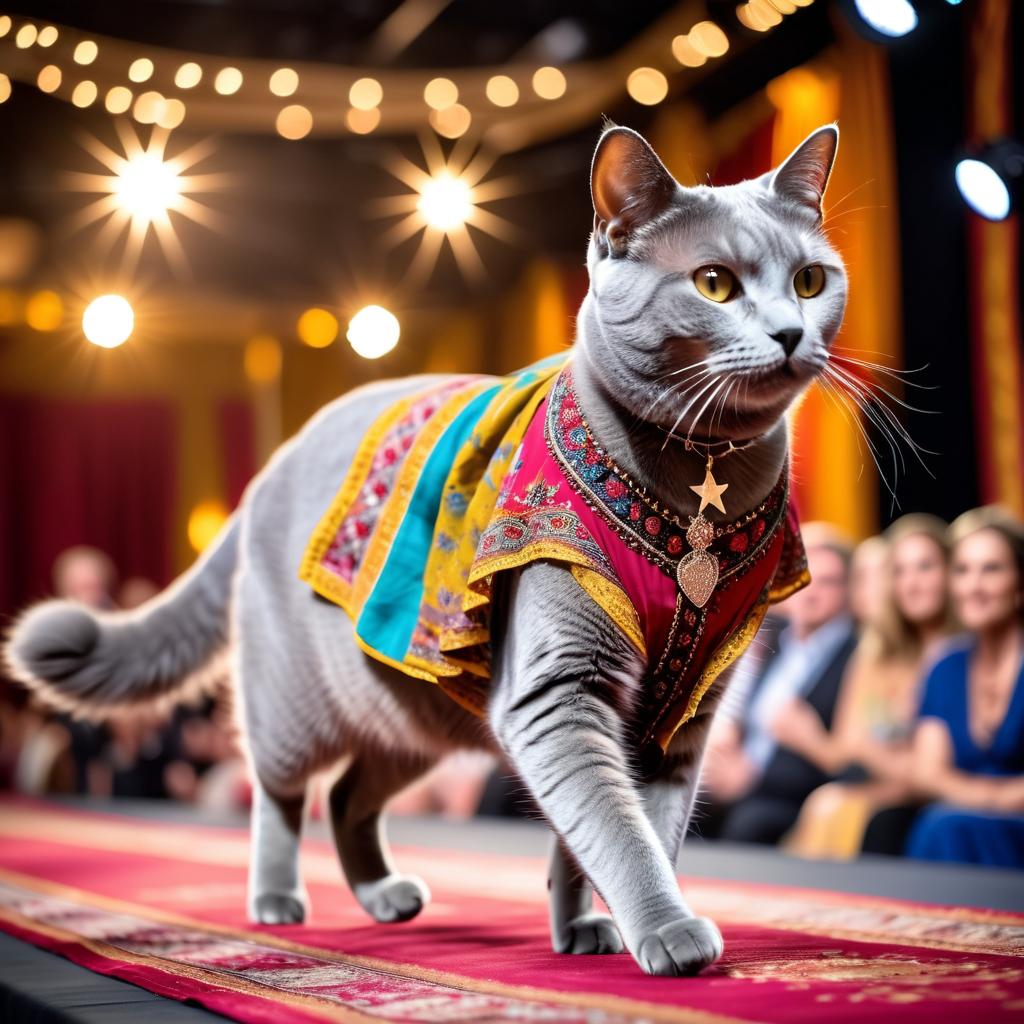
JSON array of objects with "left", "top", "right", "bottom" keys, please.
[
  {"left": 794, "top": 264, "right": 826, "bottom": 298},
  {"left": 693, "top": 265, "right": 740, "bottom": 303}
]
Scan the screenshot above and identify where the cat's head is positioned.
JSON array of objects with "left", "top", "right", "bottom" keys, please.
[{"left": 579, "top": 123, "right": 847, "bottom": 441}]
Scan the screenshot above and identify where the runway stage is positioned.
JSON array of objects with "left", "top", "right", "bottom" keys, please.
[{"left": 0, "top": 798, "right": 1021, "bottom": 1023}]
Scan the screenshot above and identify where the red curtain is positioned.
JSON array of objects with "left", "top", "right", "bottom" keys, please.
[
  {"left": 0, "top": 396, "right": 178, "bottom": 621},
  {"left": 217, "top": 398, "right": 257, "bottom": 510}
]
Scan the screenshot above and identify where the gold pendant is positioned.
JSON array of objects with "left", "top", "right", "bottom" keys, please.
[
  {"left": 677, "top": 512, "right": 719, "bottom": 608},
  {"left": 689, "top": 455, "right": 728, "bottom": 515}
]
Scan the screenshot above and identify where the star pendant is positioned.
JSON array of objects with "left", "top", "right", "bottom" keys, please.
[{"left": 690, "top": 466, "right": 729, "bottom": 515}]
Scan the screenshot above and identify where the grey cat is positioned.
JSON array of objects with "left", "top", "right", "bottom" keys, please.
[{"left": 4, "top": 122, "right": 847, "bottom": 977}]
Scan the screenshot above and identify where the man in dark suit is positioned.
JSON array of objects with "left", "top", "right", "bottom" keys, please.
[{"left": 695, "top": 525, "right": 858, "bottom": 844}]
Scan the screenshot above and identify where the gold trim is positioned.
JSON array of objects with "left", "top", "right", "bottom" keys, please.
[
  {"left": 571, "top": 565, "right": 646, "bottom": 657},
  {"left": 0, "top": 903, "right": 368, "bottom": 1023},
  {"left": 298, "top": 394, "right": 416, "bottom": 612}
]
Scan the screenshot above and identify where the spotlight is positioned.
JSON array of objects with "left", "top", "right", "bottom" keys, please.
[
  {"left": 346, "top": 305, "right": 400, "bottom": 360},
  {"left": 417, "top": 173, "right": 472, "bottom": 231},
  {"left": 114, "top": 152, "right": 182, "bottom": 224},
  {"left": 842, "top": 0, "right": 918, "bottom": 41},
  {"left": 955, "top": 139, "right": 1024, "bottom": 222},
  {"left": 82, "top": 294, "right": 134, "bottom": 348}
]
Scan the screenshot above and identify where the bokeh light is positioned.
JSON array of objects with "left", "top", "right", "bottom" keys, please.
[
  {"left": 532, "top": 66, "right": 566, "bottom": 100},
  {"left": 347, "top": 305, "right": 400, "bottom": 360},
  {"left": 626, "top": 67, "right": 669, "bottom": 105},
  {"left": 15, "top": 24, "right": 38, "bottom": 49},
  {"left": 297, "top": 307, "right": 339, "bottom": 348},
  {"left": 71, "top": 81, "right": 98, "bottom": 108},
  {"left": 37, "top": 65, "right": 61, "bottom": 93},
  {"left": 73, "top": 40, "right": 98, "bottom": 65},
  {"left": 276, "top": 104, "right": 313, "bottom": 140},
  {"left": 129, "top": 58, "right": 154, "bottom": 83},
  {"left": 188, "top": 499, "right": 229, "bottom": 554},
  {"left": 244, "top": 334, "right": 282, "bottom": 384},
  {"left": 82, "top": 294, "right": 134, "bottom": 348},
  {"left": 688, "top": 21, "right": 729, "bottom": 58},
  {"left": 105, "top": 86, "right": 133, "bottom": 114},
  {"left": 214, "top": 67, "right": 243, "bottom": 95},
  {"left": 346, "top": 107, "right": 380, "bottom": 134},
  {"left": 25, "top": 290, "right": 63, "bottom": 331},
  {"left": 269, "top": 68, "right": 299, "bottom": 97},
  {"left": 175, "top": 62, "right": 202, "bottom": 89},
  {"left": 428, "top": 103, "right": 471, "bottom": 139},
  {"left": 36, "top": 26, "right": 58, "bottom": 47},
  {"left": 672, "top": 35, "right": 707, "bottom": 67},
  {"left": 349, "top": 77, "right": 383, "bottom": 110},
  {"left": 486, "top": 75, "right": 519, "bottom": 107},
  {"left": 423, "top": 77, "right": 458, "bottom": 110},
  {"left": 0, "top": 74, "right": 10, "bottom": 104}
]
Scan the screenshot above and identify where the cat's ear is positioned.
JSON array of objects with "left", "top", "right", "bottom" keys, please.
[
  {"left": 768, "top": 124, "right": 839, "bottom": 220},
  {"left": 591, "top": 125, "right": 677, "bottom": 256}
]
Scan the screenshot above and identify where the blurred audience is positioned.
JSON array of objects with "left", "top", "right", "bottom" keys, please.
[
  {"left": 698, "top": 523, "right": 858, "bottom": 843},
  {"left": 4, "top": 513, "right": 1024, "bottom": 875},
  {"left": 903, "top": 507, "right": 1024, "bottom": 866},
  {"left": 785, "top": 515, "right": 957, "bottom": 858}
]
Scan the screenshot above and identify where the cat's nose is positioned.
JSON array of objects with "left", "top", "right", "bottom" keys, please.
[{"left": 769, "top": 327, "right": 803, "bottom": 356}]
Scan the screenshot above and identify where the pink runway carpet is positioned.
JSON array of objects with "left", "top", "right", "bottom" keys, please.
[{"left": 0, "top": 798, "right": 1022, "bottom": 1022}]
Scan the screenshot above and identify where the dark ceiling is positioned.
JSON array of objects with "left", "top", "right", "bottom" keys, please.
[{"left": 0, "top": 1, "right": 836, "bottom": 314}]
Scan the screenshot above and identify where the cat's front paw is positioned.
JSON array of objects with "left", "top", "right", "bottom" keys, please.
[
  {"left": 251, "top": 892, "right": 306, "bottom": 925},
  {"left": 553, "top": 912, "right": 624, "bottom": 955},
  {"left": 354, "top": 874, "right": 430, "bottom": 924},
  {"left": 635, "top": 916, "right": 723, "bottom": 976}
]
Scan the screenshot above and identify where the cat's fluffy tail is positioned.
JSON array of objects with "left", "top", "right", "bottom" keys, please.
[{"left": 3, "top": 516, "right": 240, "bottom": 715}]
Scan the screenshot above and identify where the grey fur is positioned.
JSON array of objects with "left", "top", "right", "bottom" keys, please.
[{"left": 2, "top": 124, "right": 847, "bottom": 977}]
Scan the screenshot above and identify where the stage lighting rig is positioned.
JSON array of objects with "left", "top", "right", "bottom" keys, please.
[{"left": 955, "top": 139, "right": 1024, "bottom": 222}]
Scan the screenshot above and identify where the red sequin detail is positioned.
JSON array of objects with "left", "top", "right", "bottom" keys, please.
[
  {"left": 605, "top": 477, "right": 627, "bottom": 499},
  {"left": 644, "top": 516, "right": 661, "bottom": 536},
  {"left": 729, "top": 532, "right": 749, "bottom": 553},
  {"left": 666, "top": 535, "right": 683, "bottom": 556},
  {"left": 751, "top": 518, "right": 766, "bottom": 542},
  {"left": 629, "top": 502, "right": 642, "bottom": 521}
]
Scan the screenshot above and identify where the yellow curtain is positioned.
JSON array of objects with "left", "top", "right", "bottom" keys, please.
[{"left": 768, "top": 25, "right": 901, "bottom": 540}]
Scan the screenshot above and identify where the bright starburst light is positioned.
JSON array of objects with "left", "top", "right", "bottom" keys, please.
[
  {"left": 374, "top": 134, "right": 520, "bottom": 283},
  {"left": 64, "top": 122, "right": 228, "bottom": 273}
]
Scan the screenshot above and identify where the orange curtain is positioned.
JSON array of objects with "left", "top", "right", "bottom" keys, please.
[
  {"left": 768, "top": 24, "right": 901, "bottom": 541},
  {"left": 967, "top": 0, "right": 1024, "bottom": 515}
]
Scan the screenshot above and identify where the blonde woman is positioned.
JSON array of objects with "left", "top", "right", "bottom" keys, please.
[{"left": 779, "top": 514, "right": 956, "bottom": 858}]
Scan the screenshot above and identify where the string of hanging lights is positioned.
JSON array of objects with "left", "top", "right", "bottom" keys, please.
[{"left": 0, "top": 3, "right": 815, "bottom": 151}]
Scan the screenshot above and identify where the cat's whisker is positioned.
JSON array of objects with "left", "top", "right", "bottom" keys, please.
[
  {"left": 829, "top": 352, "right": 935, "bottom": 388},
  {"left": 826, "top": 364, "right": 940, "bottom": 462},
  {"left": 639, "top": 368, "right": 711, "bottom": 420},
  {"left": 685, "top": 376, "right": 731, "bottom": 444},
  {"left": 818, "top": 374, "right": 897, "bottom": 504},
  {"left": 827, "top": 356, "right": 937, "bottom": 407},
  {"left": 659, "top": 374, "right": 721, "bottom": 452}
]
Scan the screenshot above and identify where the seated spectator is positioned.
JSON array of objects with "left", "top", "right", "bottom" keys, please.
[
  {"left": 904, "top": 507, "right": 1024, "bottom": 867},
  {"left": 785, "top": 515, "right": 956, "bottom": 858},
  {"left": 849, "top": 533, "right": 891, "bottom": 629},
  {"left": 698, "top": 524, "right": 857, "bottom": 844}
]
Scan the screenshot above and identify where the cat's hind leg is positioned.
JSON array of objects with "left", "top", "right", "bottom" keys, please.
[
  {"left": 248, "top": 780, "right": 308, "bottom": 924},
  {"left": 548, "top": 838, "right": 623, "bottom": 954},
  {"left": 328, "top": 752, "right": 435, "bottom": 923}
]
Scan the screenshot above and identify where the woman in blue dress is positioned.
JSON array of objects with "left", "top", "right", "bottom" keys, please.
[{"left": 908, "top": 507, "right": 1024, "bottom": 867}]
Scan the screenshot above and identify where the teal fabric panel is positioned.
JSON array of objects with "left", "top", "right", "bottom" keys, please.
[{"left": 355, "top": 384, "right": 503, "bottom": 661}]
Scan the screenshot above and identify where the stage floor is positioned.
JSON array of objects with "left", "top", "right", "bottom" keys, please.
[{"left": 2, "top": 798, "right": 1024, "bottom": 1024}]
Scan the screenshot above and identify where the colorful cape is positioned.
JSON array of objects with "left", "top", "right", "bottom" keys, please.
[{"left": 300, "top": 353, "right": 810, "bottom": 765}]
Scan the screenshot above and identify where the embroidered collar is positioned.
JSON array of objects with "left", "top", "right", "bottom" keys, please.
[{"left": 545, "top": 366, "right": 789, "bottom": 584}]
